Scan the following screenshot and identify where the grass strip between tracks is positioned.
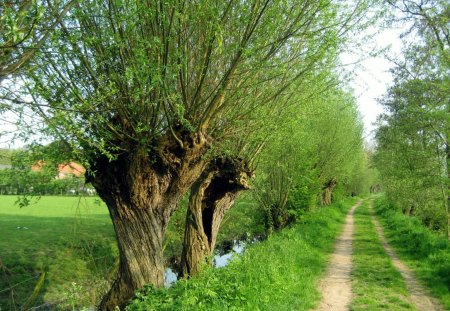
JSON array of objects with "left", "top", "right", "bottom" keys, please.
[{"left": 351, "top": 200, "right": 415, "bottom": 311}]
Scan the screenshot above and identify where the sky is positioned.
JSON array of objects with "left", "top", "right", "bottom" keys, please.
[{"left": 345, "top": 27, "right": 405, "bottom": 144}]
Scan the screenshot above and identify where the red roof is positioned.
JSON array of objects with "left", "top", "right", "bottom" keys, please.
[
  {"left": 58, "top": 162, "right": 85, "bottom": 178},
  {"left": 32, "top": 161, "right": 85, "bottom": 178}
]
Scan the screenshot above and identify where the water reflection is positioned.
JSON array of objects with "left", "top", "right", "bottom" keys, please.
[
  {"left": 164, "top": 240, "right": 249, "bottom": 287},
  {"left": 213, "top": 241, "right": 246, "bottom": 267},
  {"left": 164, "top": 267, "right": 178, "bottom": 287}
]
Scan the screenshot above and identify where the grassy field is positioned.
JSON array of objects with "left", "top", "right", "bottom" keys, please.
[
  {"left": 350, "top": 200, "right": 414, "bottom": 310},
  {"left": 0, "top": 196, "right": 116, "bottom": 310},
  {"left": 126, "top": 198, "right": 358, "bottom": 310},
  {"left": 374, "top": 196, "right": 450, "bottom": 309},
  {"left": 0, "top": 194, "right": 264, "bottom": 310}
]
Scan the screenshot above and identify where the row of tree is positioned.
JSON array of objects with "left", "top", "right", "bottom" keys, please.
[
  {"left": 1, "top": 0, "right": 378, "bottom": 309},
  {"left": 0, "top": 169, "right": 86, "bottom": 196},
  {"left": 254, "top": 87, "right": 373, "bottom": 231},
  {"left": 373, "top": 0, "right": 449, "bottom": 237},
  {"left": 0, "top": 168, "right": 93, "bottom": 197}
]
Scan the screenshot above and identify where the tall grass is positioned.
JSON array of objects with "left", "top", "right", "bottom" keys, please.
[
  {"left": 374, "top": 196, "right": 450, "bottom": 309},
  {"left": 126, "top": 198, "right": 357, "bottom": 310}
]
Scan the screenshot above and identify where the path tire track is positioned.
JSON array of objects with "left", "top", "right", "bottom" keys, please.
[
  {"left": 369, "top": 201, "right": 444, "bottom": 311},
  {"left": 314, "top": 200, "right": 361, "bottom": 311}
]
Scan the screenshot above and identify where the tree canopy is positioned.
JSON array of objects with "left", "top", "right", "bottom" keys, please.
[
  {"left": 374, "top": 0, "right": 449, "bottom": 235},
  {"left": 0, "top": 0, "right": 75, "bottom": 83},
  {"left": 4, "top": 1, "right": 353, "bottom": 159}
]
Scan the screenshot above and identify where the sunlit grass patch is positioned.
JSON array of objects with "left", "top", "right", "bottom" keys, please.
[
  {"left": 0, "top": 194, "right": 266, "bottom": 310},
  {"left": 0, "top": 196, "right": 116, "bottom": 310}
]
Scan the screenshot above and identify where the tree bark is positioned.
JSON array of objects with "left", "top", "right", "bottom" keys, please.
[
  {"left": 446, "top": 143, "right": 449, "bottom": 240},
  {"left": 180, "top": 158, "right": 251, "bottom": 277},
  {"left": 321, "top": 178, "right": 337, "bottom": 206},
  {"left": 87, "top": 131, "right": 208, "bottom": 310}
]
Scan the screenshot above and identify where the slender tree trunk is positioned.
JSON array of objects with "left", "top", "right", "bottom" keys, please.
[
  {"left": 446, "top": 143, "right": 450, "bottom": 240},
  {"left": 87, "top": 132, "right": 208, "bottom": 310},
  {"left": 180, "top": 158, "right": 251, "bottom": 277}
]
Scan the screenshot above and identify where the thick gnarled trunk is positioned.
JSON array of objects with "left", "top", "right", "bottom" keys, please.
[
  {"left": 87, "top": 132, "right": 208, "bottom": 310},
  {"left": 321, "top": 178, "right": 337, "bottom": 206},
  {"left": 98, "top": 199, "right": 166, "bottom": 309},
  {"left": 180, "top": 158, "right": 251, "bottom": 277}
]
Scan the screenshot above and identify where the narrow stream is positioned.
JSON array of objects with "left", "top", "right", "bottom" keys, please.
[{"left": 164, "top": 240, "right": 250, "bottom": 287}]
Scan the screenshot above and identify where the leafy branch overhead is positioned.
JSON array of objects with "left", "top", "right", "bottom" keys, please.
[
  {"left": 0, "top": 0, "right": 76, "bottom": 83},
  {"left": 6, "top": 0, "right": 366, "bottom": 161}
]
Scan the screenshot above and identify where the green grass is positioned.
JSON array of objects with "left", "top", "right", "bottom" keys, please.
[
  {"left": 374, "top": 196, "right": 450, "bottom": 310},
  {"left": 350, "top": 200, "right": 414, "bottom": 310},
  {"left": 126, "top": 198, "right": 359, "bottom": 310},
  {"left": 0, "top": 194, "right": 265, "bottom": 310},
  {"left": 0, "top": 196, "right": 116, "bottom": 310}
]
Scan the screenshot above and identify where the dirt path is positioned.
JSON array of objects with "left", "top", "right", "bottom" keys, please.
[
  {"left": 369, "top": 201, "right": 444, "bottom": 311},
  {"left": 314, "top": 201, "right": 361, "bottom": 311}
]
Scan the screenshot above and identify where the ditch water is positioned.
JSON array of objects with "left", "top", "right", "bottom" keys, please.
[
  {"left": 66, "top": 240, "right": 249, "bottom": 311},
  {"left": 164, "top": 239, "right": 253, "bottom": 287}
]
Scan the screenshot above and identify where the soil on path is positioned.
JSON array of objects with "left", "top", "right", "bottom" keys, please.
[
  {"left": 369, "top": 202, "right": 444, "bottom": 311},
  {"left": 314, "top": 200, "right": 361, "bottom": 311}
]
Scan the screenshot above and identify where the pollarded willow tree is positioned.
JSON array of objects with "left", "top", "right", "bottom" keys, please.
[
  {"left": 178, "top": 27, "right": 341, "bottom": 278},
  {"left": 178, "top": 0, "right": 379, "bottom": 278},
  {"left": 253, "top": 85, "right": 365, "bottom": 231},
  {"left": 1, "top": 0, "right": 375, "bottom": 309},
  {"left": 312, "top": 91, "right": 365, "bottom": 206}
]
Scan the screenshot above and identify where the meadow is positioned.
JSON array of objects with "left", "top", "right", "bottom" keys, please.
[
  {"left": 0, "top": 195, "right": 264, "bottom": 310},
  {"left": 0, "top": 196, "right": 115, "bottom": 309},
  {"left": 6, "top": 193, "right": 448, "bottom": 311}
]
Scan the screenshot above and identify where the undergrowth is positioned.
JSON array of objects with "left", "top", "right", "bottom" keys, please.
[
  {"left": 126, "top": 198, "right": 358, "bottom": 310},
  {"left": 374, "top": 196, "right": 450, "bottom": 309}
]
